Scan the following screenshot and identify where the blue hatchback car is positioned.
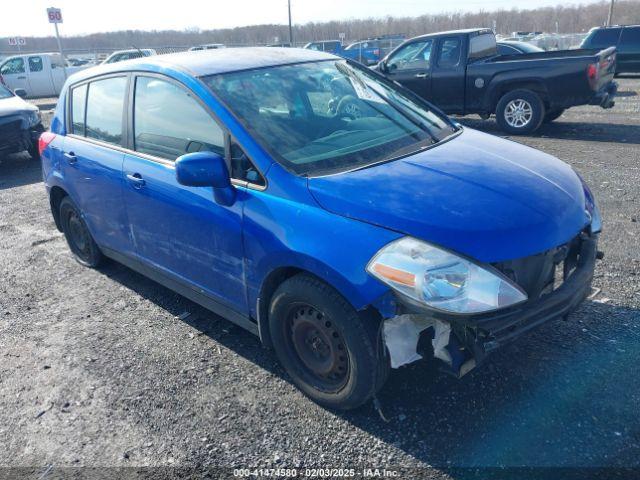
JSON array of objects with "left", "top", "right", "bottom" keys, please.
[{"left": 41, "top": 48, "right": 601, "bottom": 410}]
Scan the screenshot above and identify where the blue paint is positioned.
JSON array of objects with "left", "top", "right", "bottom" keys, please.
[{"left": 42, "top": 49, "right": 600, "bottom": 327}]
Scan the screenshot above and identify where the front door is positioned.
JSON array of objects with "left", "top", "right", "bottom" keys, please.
[
  {"left": 0, "top": 57, "right": 30, "bottom": 95},
  {"left": 430, "top": 36, "right": 466, "bottom": 114},
  {"left": 383, "top": 39, "right": 433, "bottom": 100},
  {"left": 122, "top": 74, "right": 247, "bottom": 313},
  {"left": 61, "top": 75, "right": 132, "bottom": 255}
]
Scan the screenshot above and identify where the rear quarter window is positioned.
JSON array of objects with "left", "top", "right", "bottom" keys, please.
[
  {"left": 85, "top": 77, "right": 127, "bottom": 145},
  {"left": 70, "top": 84, "right": 88, "bottom": 135}
]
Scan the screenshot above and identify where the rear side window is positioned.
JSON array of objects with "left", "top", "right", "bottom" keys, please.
[
  {"left": 85, "top": 77, "right": 127, "bottom": 145},
  {"left": 28, "top": 57, "right": 43, "bottom": 73},
  {"left": 469, "top": 33, "right": 497, "bottom": 59},
  {"left": 70, "top": 84, "right": 87, "bottom": 135},
  {"left": 586, "top": 28, "right": 622, "bottom": 48},
  {"left": 620, "top": 27, "right": 640, "bottom": 46},
  {"left": 133, "top": 76, "right": 225, "bottom": 161},
  {"left": 437, "top": 38, "right": 462, "bottom": 67}
]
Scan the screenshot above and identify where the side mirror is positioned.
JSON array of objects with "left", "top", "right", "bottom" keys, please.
[
  {"left": 175, "top": 151, "right": 236, "bottom": 205},
  {"left": 14, "top": 88, "right": 27, "bottom": 99},
  {"left": 387, "top": 62, "right": 397, "bottom": 73}
]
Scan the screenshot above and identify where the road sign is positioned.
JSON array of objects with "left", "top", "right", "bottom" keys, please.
[
  {"left": 8, "top": 37, "right": 26, "bottom": 46},
  {"left": 47, "top": 7, "right": 63, "bottom": 24}
]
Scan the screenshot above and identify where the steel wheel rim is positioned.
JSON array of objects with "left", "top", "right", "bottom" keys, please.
[
  {"left": 285, "top": 304, "right": 349, "bottom": 392},
  {"left": 504, "top": 99, "right": 533, "bottom": 128},
  {"left": 67, "top": 210, "right": 90, "bottom": 258}
]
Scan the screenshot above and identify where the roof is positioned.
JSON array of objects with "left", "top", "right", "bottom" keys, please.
[
  {"left": 67, "top": 47, "right": 337, "bottom": 84},
  {"left": 412, "top": 28, "right": 492, "bottom": 40}
]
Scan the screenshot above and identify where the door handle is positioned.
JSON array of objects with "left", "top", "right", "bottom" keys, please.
[
  {"left": 415, "top": 72, "right": 429, "bottom": 78},
  {"left": 126, "top": 173, "right": 146, "bottom": 188},
  {"left": 64, "top": 152, "right": 77, "bottom": 164}
]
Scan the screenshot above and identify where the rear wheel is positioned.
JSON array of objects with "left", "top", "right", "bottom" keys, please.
[
  {"left": 268, "top": 274, "right": 387, "bottom": 410},
  {"left": 59, "top": 197, "right": 103, "bottom": 268},
  {"left": 495, "top": 89, "right": 545, "bottom": 135},
  {"left": 543, "top": 109, "right": 565, "bottom": 123}
]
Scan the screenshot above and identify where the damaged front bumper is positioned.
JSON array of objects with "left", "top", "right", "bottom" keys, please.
[{"left": 381, "top": 232, "right": 599, "bottom": 377}]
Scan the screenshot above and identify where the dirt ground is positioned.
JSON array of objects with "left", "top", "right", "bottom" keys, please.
[{"left": 1, "top": 77, "right": 639, "bottom": 478}]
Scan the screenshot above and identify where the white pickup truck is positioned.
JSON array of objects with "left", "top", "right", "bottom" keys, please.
[{"left": 0, "top": 53, "right": 89, "bottom": 98}]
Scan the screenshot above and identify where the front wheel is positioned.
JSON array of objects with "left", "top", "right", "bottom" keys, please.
[
  {"left": 268, "top": 274, "right": 387, "bottom": 410},
  {"left": 495, "top": 89, "right": 545, "bottom": 135}
]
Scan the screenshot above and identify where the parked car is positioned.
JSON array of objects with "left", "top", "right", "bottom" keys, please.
[
  {"left": 102, "top": 48, "right": 157, "bottom": 64},
  {"left": 41, "top": 48, "right": 602, "bottom": 410},
  {"left": 189, "top": 44, "right": 226, "bottom": 51},
  {"left": 376, "top": 28, "right": 618, "bottom": 134},
  {"left": 0, "top": 84, "right": 44, "bottom": 159},
  {"left": 497, "top": 40, "right": 544, "bottom": 55},
  {"left": 580, "top": 25, "right": 640, "bottom": 74},
  {"left": 303, "top": 40, "right": 343, "bottom": 53},
  {"left": 342, "top": 36, "right": 405, "bottom": 65},
  {"left": 0, "top": 53, "right": 88, "bottom": 98}
]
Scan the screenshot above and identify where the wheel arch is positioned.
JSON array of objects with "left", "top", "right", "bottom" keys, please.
[
  {"left": 49, "top": 185, "right": 69, "bottom": 232},
  {"left": 488, "top": 80, "right": 549, "bottom": 113}
]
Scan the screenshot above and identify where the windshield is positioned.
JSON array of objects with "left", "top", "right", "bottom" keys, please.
[
  {"left": 0, "top": 84, "right": 14, "bottom": 99},
  {"left": 204, "top": 60, "right": 458, "bottom": 176}
]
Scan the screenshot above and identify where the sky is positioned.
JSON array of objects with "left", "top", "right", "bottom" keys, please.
[{"left": 3, "top": 0, "right": 603, "bottom": 38}]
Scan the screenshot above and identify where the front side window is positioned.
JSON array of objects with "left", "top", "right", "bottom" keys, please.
[
  {"left": 85, "top": 77, "right": 127, "bottom": 145},
  {"left": 133, "top": 76, "right": 224, "bottom": 161},
  {"left": 205, "top": 59, "right": 457, "bottom": 176},
  {"left": 620, "top": 27, "right": 640, "bottom": 46},
  {"left": 437, "top": 38, "right": 462, "bottom": 67},
  {"left": 28, "top": 57, "right": 43, "bottom": 73},
  {"left": 0, "top": 57, "right": 25, "bottom": 75},
  {"left": 71, "top": 84, "right": 88, "bottom": 135},
  {"left": 386, "top": 40, "right": 433, "bottom": 71},
  {"left": 0, "top": 85, "right": 13, "bottom": 99}
]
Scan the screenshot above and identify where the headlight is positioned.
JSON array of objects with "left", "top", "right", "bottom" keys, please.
[
  {"left": 27, "top": 110, "right": 41, "bottom": 127},
  {"left": 367, "top": 237, "right": 527, "bottom": 314}
]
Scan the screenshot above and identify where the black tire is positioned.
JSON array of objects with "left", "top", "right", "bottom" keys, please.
[
  {"left": 543, "top": 109, "right": 565, "bottom": 123},
  {"left": 268, "top": 273, "right": 388, "bottom": 410},
  {"left": 495, "top": 89, "right": 545, "bottom": 135},
  {"left": 59, "top": 196, "right": 103, "bottom": 268}
]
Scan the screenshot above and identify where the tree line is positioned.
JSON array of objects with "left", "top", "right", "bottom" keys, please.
[{"left": 2, "top": 0, "right": 639, "bottom": 54}]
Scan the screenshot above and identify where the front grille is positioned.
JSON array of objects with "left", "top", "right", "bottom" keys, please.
[
  {"left": 0, "top": 120, "right": 24, "bottom": 149},
  {"left": 492, "top": 235, "right": 582, "bottom": 301}
]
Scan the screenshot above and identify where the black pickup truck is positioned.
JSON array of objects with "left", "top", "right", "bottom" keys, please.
[{"left": 376, "top": 29, "right": 618, "bottom": 134}]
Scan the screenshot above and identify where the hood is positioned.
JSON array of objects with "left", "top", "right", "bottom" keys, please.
[
  {"left": 0, "top": 95, "right": 37, "bottom": 117},
  {"left": 308, "top": 128, "right": 589, "bottom": 263}
]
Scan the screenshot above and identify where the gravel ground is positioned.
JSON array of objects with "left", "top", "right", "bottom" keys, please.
[{"left": 1, "top": 78, "right": 639, "bottom": 477}]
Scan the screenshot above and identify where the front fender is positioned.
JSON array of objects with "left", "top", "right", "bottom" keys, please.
[{"left": 241, "top": 183, "right": 401, "bottom": 319}]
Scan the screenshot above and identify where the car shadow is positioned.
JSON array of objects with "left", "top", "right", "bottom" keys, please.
[
  {"left": 0, "top": 152, "right": 42, "bottom": 190},
  {"left": 99, "top": 260, "right": 640, "bottom": 472},
  {"left": 458, "top": 117, "right": 640, "bottom": 145}
]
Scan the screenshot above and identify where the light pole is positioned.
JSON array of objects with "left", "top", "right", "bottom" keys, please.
[
  {"left": 607, "top": 0, "right": 615, "bottom": 26},
  {"left": 288, "top": 0, "right": 293, "bottom": 46}
]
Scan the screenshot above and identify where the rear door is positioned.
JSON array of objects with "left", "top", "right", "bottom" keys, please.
[
  {"left": 429, "top": 36, "right": 465, "bottom": 114},
  {"left": 122, "top": 74, "right": 247, "bottom": 313},
  {"left": 0, "top": 57, "right": 30, "bottom": 95},
  {"left": 61, "top": 75, "right": 132, "bottom": 255},
  {"left": 618, "top": 27, "right": 640, "bottom": 73},
  {"left": 26, "top": 56, "right": 56, "bottom": 97},
  {"left": 383, "top": 39, "right": 433, "bottom": 100}
]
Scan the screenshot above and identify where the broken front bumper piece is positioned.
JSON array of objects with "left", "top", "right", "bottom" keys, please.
[{"left": 381, "top": 234, "right": 599, "bottom": 377}]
